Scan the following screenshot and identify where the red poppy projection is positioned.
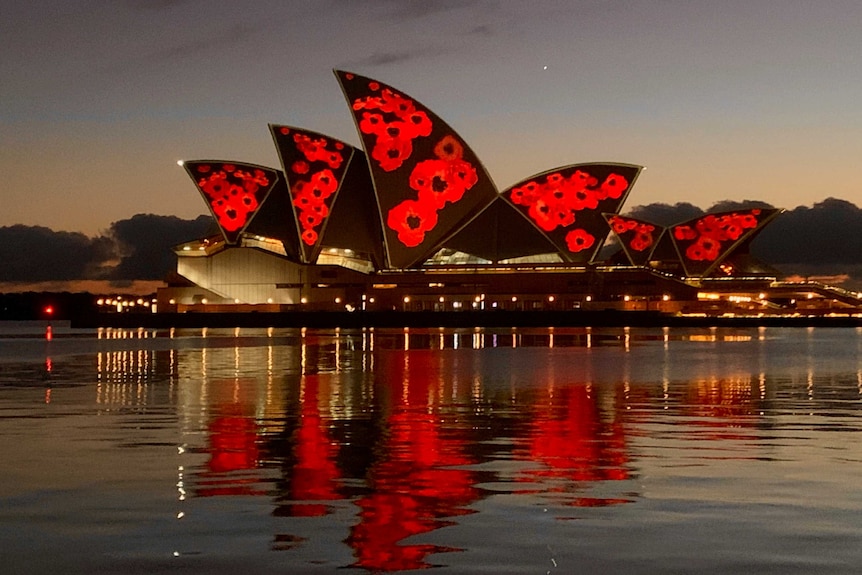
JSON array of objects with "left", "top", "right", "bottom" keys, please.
[
  {"left": 670, "top": 208, "right": 779, "bottom": 276},
  {"left": 270, "top": 125, "right": 353, "bottom": 262},
  {"left": 335, "top": 70, "right": 498, "bottom": 269},
  {"left": 505, "top": 164, "right": 642, "bottom": 263},
  {"left": 605, "top": 214, "right": 663, "bottom": 267},
  {"left": 183, "top": 161, "right": 278, "bottom": 244}
]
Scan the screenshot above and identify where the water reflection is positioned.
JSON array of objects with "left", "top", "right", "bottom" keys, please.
[{"left": 16, "top": 325, "right": 862, "bottom": 571}]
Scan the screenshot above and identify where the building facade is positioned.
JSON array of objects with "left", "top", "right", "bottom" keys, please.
[{"left": 156, "top": 71, "right": 861, "bottom": 317}]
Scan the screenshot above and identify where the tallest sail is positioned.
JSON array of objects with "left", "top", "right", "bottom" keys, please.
[{"left": 334, "top": 70, "right": 498, "bottom": 269}]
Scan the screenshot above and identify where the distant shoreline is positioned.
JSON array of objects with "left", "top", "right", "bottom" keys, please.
[{"left": 69, "top": 310, "right": 862, "bottom": 330}]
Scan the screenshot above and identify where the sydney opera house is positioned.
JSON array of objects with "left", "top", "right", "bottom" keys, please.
[{"left": 156, "top": 70, "right": 860, "bottom": 317}]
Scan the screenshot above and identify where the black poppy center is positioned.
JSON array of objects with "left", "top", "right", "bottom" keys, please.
[
  {"left": 431, "top": 176, "right": 448, "bottom": 193},
  {"left": 406, "top": 214, "right": 422, "bottom": 230}
]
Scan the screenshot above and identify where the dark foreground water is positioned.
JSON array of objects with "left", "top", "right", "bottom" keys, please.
[{"left": 2, "top": 322, "right": 862, "bottom": 574}]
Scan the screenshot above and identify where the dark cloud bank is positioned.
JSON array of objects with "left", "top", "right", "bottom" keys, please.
[
  {"left": 0, "top": 214, "right": 213, "bottom": 285},
  {"left": 2, "top": 198, "right": 862, "bottom": 288}
]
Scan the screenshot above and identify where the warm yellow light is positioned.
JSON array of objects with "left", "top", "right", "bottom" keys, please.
[
  {"left": 335, "top": 297, "right": 341, "bottom": 304},
  {"left": 585, "top": 295, "right": 592, "bottom": 302},
  {"left": 511, "top": 296, "right": 518, "bottom": 302},
  {"left": 169, "top": 298, "right": 176, "bottom": 305},
  {"left": 300, "top": 297, "right": 307, "bottom": 304},
  {"left": 403, "top": 296, "right": 410, "bottom": 303},
  {"left": 200, "top": 298, "right": 208, "bottom": 304},
  {"left": 548, "top": 295, "right": 555, "bottom": 302},
  {"left": 662, "top": 294, "right": 671, "bottom": 301},
  {"left": 623, "top": 295, "right": 631, "bottom": 302},
  {"left": 97, "top": 298, "right": 104, "bottom": 305},
  {"left": 266, "top": 298, "right": 273, "bottom": 304},
  {"left": 439, "top": 296, "right": 445, "bottom": 303}
]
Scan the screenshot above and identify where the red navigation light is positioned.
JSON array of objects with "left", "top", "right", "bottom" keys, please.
[{"left": 44, "top": 305, "right": 54, "bottom": 316}]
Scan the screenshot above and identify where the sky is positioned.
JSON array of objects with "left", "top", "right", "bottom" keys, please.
[{"left": 3, "top": 0, "right": 862, "bottom": 237}]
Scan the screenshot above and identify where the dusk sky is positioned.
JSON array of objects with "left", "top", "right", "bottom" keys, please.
[{"left": 3, "top": 0, "right": 862, "bottom": 236}]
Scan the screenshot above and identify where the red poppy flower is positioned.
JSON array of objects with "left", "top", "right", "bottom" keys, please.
[
  {"left": 386, "top": 199, "right": 439, "bottom": 247},
  {"left": 434, "top": 135, "right": 464, "bottom": 161},
  {"left": 609, "top": 216, "right": 629, "bottom": 235},
  {"left": 292, "top": 161, "right": 309, "bottom": 175},
  {"left": 352, "top": 96, "right": 381, "bottom": 110},
  {"left": 402, "top": 111, "right": 432, "bottom": 138},
  {"left": 199, "top": 172, "right": 230, "bottom": 198},
  {"left": 196, "top": 164, "right": 211, "bottom": 173},
  {"left": 673, "top": 225, "right": 697, "bottom": 240},
  {"left": 310, "top": 169, "right": 338, "bottom": 198},
  {"left": 738, "top": 214, "right": 758, "bottom": 229},
  {"left": 238, "top": 191, "right": 258, "bottom": 213},
  {"left": 411, "top": 159, "right": 458, "bottom": 208},
  {"left": 546, "top": 173, "right": 565, "bottom": 187},
  {"left": 359, "top": 112, "right": 387, "bottom": 136},
  {"left": 324, "top": 151, "right": 343, "bottom": 169},
  {"left": 299, "top": 209, "right": 324, "bottom": 230},
  {"left": 722, "top": 221, "right": 743, "bottom": 240},
  {"left": 381, "top": 121, "right": 412, "bottom": 141},
  {"left": 212, "top": 197, "right": 247, "bottom": 232},
  {"left": 293, "top": 189, "right": 321, "bottom": 212},
  {"left": 696, "top": 214, "right": 722, "bottom": 238},
  {"left": 510, "top": 181, "right": 541, "bottom": 206},
  {"left": 280, "top": 127, "right": 290, "bottom": 135},
  {"left": 630, "top": 231, "right": 653, "bottom": 252},
  {"left": 551, "top": 203, "right": 576, "bottom": 228},
  {"left": 686, "top": 236, "right": 721, "bottom": 261},
  {"left": 447, "top": 158, "right": 478, "bottom": 191},
  {"left": 308, "top": 201, "right": 329, "bottom": 220},
  {"left": 222, "top": 164, "right": 236, "bottom": 173},
  {"left": 368, "top": 81, "right": 380, "bottom": 91},
  {"left": 569, "top": 187, "right": 599, "bottom": 211},
  {"left": 598, "top": 174, "right": 629, "bottom": 200},
  {"left": 301, "top": 229, "right": 318, "bottom": 246},
  {"left": 379, "top": 89, "right": 415, "bottom": 117},
  {"left": 568, "top": 170, "right": 598, "bottom": 191},
  {"left": 528, "top": 197, "right": 561, "bottom": 232},
  {"left": 565, "top": 228, "right": 595, "bottom": 253},
  {"left": 345, "top": 73, "right": 354, "bottom": 80},
  {"left": 372, "top": 135, "right": 413, "bottom": 172}
]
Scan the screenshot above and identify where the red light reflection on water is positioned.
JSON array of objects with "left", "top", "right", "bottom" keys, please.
[
  {"left": 197, "top": 378, "right": 265, "bottom": 498},
  {"left": 515, "top": 385, "right": 631, "bottom": 505},
  {"left": 345, "top": 351, "right": 483, "bottom": 571},
  {"left": 282, "top": 374, "right": 341, "bottom": 517}
]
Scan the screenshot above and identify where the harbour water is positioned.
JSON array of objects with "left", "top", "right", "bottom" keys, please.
[{"left": 2, "top": 322, "right": 862, "bottom": 573}]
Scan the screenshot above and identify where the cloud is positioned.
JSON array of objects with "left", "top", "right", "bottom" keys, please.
[
  {"left": 0, "top": 214, "right": 213, "bottom": 284},
  {"left": 0, "top": 225, "right": 113, "bottom": 282},
  {"left": 146, "top": 23, "right": 260, "bottom": 64},
  {"left": 376, "top": 0, "right": 484, "bottom": 21},
  {"left": 752, "top": 198, "right": 862, "bottom": 266},
  {"left": 623, "top": 202, "right": 705, "bottom": 226},
  {"left": 109, "top": 214, "right": 215, "bottom": 280},
  {"left": 346, "top": 50, "right": 420, "bottom": 68}
]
